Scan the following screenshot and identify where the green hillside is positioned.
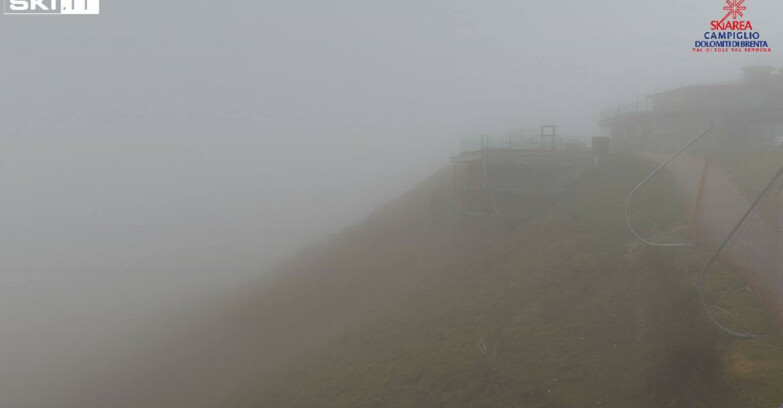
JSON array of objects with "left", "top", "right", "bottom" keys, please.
[{"left": 222, "top": 156, "right": 782, "bottom": 407}]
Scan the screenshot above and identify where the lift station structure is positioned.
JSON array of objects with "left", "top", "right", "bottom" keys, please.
[{"left": 451, "top": 126, "right": 604, "bottom": 220}]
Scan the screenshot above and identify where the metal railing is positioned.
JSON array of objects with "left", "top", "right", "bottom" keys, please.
[
  {"left": 460, "top": 134, "right": 588, "bottom": 154},
  {"left": 600, "top": 95, "right": 654, "bottom": 125}
]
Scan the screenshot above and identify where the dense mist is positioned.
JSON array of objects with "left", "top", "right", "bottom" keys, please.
[{"left": 1, "top": 0, "right": 781, "bottom": 407}]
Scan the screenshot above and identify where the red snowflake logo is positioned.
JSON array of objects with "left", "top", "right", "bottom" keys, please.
[{"left": 720, "top": 0, "right": 746, "bottom": 22}]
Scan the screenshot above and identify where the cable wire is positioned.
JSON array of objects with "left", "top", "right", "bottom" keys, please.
[
  {"left": 698, "top": 166, "right": 783, "bottom": 338},
  {"left": 624, "top": 126, "right": 713, "bottom": 247}
]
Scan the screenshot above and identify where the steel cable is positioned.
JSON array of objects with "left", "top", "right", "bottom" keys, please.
[
  {"left": 698, "top": 167, "right": 783, "bottom": 338},
  {"left": 624, "top": 126, "right": 713, "bottom": 247}
]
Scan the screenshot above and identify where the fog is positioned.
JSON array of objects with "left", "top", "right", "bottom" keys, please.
[{"left": 0, "top": 0, "right": 780, "bottom": 407}]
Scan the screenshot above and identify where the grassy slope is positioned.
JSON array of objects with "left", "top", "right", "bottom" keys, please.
[
  {"left": 697, "top": 141, "right": 783, "bottom": 405},
  {"left": 230, "top": 156, "right": 783, "bottom": 408},
  {"left": 62, "top": 168, "right": 472, "bottom": 408},
  {"left": 717, "top": 141, "right": 783, "bottom": 195}
]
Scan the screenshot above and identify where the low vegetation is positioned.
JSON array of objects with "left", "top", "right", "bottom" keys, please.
[{"left": 223, "top": 156, "right": 783, "bottom": 407}]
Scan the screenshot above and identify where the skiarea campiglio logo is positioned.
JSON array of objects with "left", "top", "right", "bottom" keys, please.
[{"left": 693, "top": 0, "right": 771, "bottom": 53}]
